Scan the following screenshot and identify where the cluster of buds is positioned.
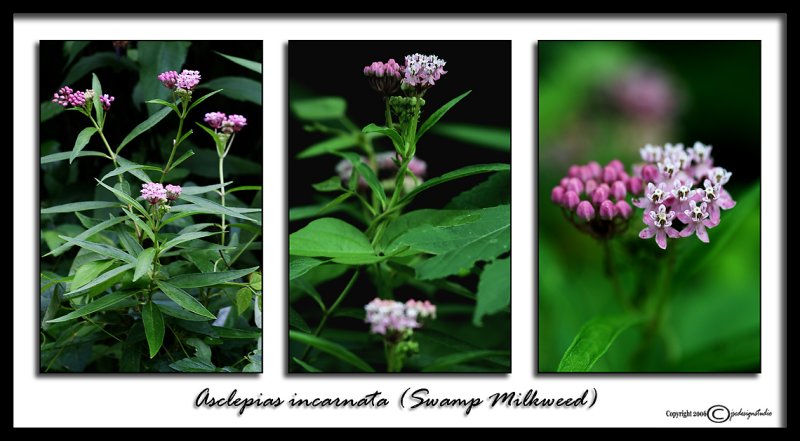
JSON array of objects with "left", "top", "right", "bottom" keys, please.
[
  {"left": 364, "top": 53, "right": 447, "bottom": 98},
  {"left": 551, "top": 159, "right": 640, "bottom": 239},
  {"left": 336, "top": 151, "right": 427, "bottom": 193},
  {"left": 52, "top": 86, "right": 115, "bottom": 111},
  {"left": 553, "top": 142, "right": 737, "bottom": 250},
  {"left": 158, "top": 69, "right": 201, "bottom": 99},
  {"left": 364, "top": 298, "right": 436, "bottom": 336},
  {"left": 204, "top": 112, "right": 247, "bottom": 135},
  {"left": 140, "top": 182, "right": 182, "bottom": 206}
]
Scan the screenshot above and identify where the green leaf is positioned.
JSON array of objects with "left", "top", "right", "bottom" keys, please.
[
  {"left": 46, "top": 291, "right": 135, "bottom": 324},
  {"left": 431, "top": 123, "right": 510, "bottom": 151},
  {"left": 145, "top": 98, "right": 179, "bottom": 114},
  {"left": 291, "top": 97, "right": 346, "bottom": 121},
  {"left": 120, "top": 207, "right": 155, "bottom": 244},
  {"left": 160, "top": 231, "right": 217, "bottom": 253},
  {"left": 185, "top": 337, "right": 212, "bottom": 362},
  {"left": 116, "top": 156, "right": 154, "bottom": 183},
  {"left": 447, "top": 171, "right": 511, "bottom": 209},
  {"left": 91, "top": 73, "right": 104, "bottom": 124},
  {"left": 168, "top": 266, "right": 259, "bottom": 289},
  {"left": 397, "top": 205, "right": 510, "bottom": 280},
  {"left": 557, "top": 314, "right": 641, "bottom": 372},
  {"left": 156, "top": 281, "right": 216, "bottom": 319},
  {"left": 198, "top": 77, "right": 261, "bottom": 105},
  {"left": 178, "top": 194, "right": 260, "bottom": 224},
  {"left": 41, "top": 150, "right": 108, "bottom": 164},
  {"left": 289, "top": 330, "right": 375, "bottom": 372},
  {"left": 58, "top": 236, "right": 137, "bottom": 265},
  {"left": 45, "top": 216, "right": 126, "bottom": 258},
  {"left": 289, "top": 256, "right": 325, "bottom": 281},
  {"left": 135, "top": 41, "right": 191, "bottom": 114},
  {"left": 71, "top": 260, "right": 115, "bottom": 291},
  {"left": 312, "top": 176, "right": 344, "bottom": 192},
  {"left": 335, "top": 152, "right": 387, "bottom": 209},
  {"left": 212, "top": 326, "right": 261, "bottom": 339},
  {"left": 69, "top": 127, "right": 98, "bottom": 164},
  {"left": 64, "top": 41, "right": 90, "bottom": 68},
  {"left": 422, "top": 350, "right": 510, "bottom": 372},
  {"left": 289, "top": 218, "right": 376, "bottom": 263},
  {"left": 154, "top": 298, "right": 209, "bottom": 322},
  {"left": 227, "top": 185, "right": 261, "bottom": 194},
  {"left": 95, "top": 179, "right": 148, "bottom": 216},
  {"left": 289, "top": 307, "right": 311, "bottom": 333},
  {"left": 64, "top": 263, "right": 135, "bottom": 298},
  {"left": 178, "top": 182, "right": 231, "bottom": 197},
  {"left": 400, "top": 163, "right": 510, "bottom": 205},
  {"left": 235, "top": 287, "right": 252, "bottom": 316},
  {"left": 116, "top": 106, "right": 173, "bottom": 154},
  {"left": 215, "top": 51, "right": 262, "bottom": 74},
  {"left": 473, "top": 258, "right": 510, "bottom": 326},
  {"left": 115, "top": 225, "right": 144, "bottom": 256},
  {"left": 170, "top": 357, "right": 216, "bottom": 372},
  {"left": 416, "top": 90, "right": 471, "bottom": 142},
  {"left": 63, "top": 52, "right": 136, "bottom": 84},
  {"left": 195, "top": 122, "right": 227, "bottom": 156},
  {"left": 297, "top": 136, "right": 358, "bottom": 159},
  {"left": 188, "top": 89, "right": 224, "bottom": 112},
  {"left": 100, "top": 163, "right": 161, "bottom": 183},
  {"left": 41, "top": 101, "right": 61, "bottom": 123},
  {"left": 142, "top": 301, "right": 165, "bottom": 359},
  {"left": 362, "top": 123, "right": 404, "bottom": 152},
  {"left": 41, "top": 200, "right": 119, "bottom": 214},
  {"left": 170, "top": 149, "right": 195, "bottom": 170},
  {"left": 133, "top": 248, "right": 156, "bottom": 282},
  {"left": 292, "top": 357, "right": 321, "bottom": 373}
]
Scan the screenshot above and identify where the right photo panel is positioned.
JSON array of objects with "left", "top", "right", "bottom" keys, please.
[{"left": 538, "top": 41, "right": 761, "bottom": 373}]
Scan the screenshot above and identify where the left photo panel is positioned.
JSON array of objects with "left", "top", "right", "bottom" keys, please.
[{"left": 39, "top": 41, "right": 263, "bottom": 373}]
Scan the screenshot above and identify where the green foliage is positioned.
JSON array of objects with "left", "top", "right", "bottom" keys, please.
[
  {"left": 289, "top": 84, "right": 510, "bottom": 373},
  {"left": 40, "top": 41, "right": 263, "bottom": 373}
]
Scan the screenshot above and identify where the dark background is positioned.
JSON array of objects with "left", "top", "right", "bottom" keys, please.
[
  {"left": 289, "top": 40, "right": 511, "bottom": 212},
  {"left": 288, "top": 41, "right": 511, "bottom": 355}
]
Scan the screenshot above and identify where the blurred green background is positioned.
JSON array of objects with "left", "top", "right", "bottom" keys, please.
[{"left": 538, "top": 41, "right": 761, "bottom": 372}]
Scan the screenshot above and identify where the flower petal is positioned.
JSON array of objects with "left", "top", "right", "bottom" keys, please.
[
  {"left": 666, "top": 226, "right": 680, "bottom": 238},
  {"left": 655, "top": 230, "right": 667, "bottom": 249},
  {"left": 695, "top": 224, "right": 709, "bottom": 243},
  {"left": 680, "top": 224, "right": 696, "bottom": 237},
  {"left": 639, "top": 227, "right": 655, "bottom": 239}
]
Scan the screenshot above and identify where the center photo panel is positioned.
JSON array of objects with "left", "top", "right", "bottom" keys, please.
[{"left": 288, "top": 41, "right": 511, "bottom": 374}]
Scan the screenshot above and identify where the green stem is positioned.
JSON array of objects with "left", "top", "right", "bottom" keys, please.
[
  {"left": 384, "top": 98, "right": 394, "bottom": 128},
  {"left": 88, "top": 114, "right": 118, "bottom": 167},
  {"left": 631, "top": 247, "right": 677, "bottom": 368},
  {"left": 602, "top": 239, "right": 631, "bottom": 311},
  {"left": 299, "top": 269, "right": 361, "bottom": 362},
  {"left": 219, "top": 154, "right": 227, "bottom": 246},
  {"left": 160, "top": 100, "right": 188, "bottom": 183}
]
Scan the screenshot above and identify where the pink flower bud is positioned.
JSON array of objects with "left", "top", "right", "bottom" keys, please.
[
  {"left": 592, "top": 186, "right": 609, "bottom": 206},
  {"left": 641, "top": 164, "right": 659, "bottom": 182},
  {"left": 584, "top": 179, "right": 598, "bottom": 196},
  {"left": 579, "top": 165, "right": 593, "bottom": 182},
  {"left": 603, "top": 165, "right": 618, "bottom": 183},
  {"left": 599, "top": 200, "right": 617, "bottom": 220},
  {"left": 615, "top": 200, "right": 633, "bottom": 219},
  {"left": 627, "top": 177, "right": 643, "bottom": 195},
  {"left": 588, "top": 161, "right": 602, "bottom": 179},
  {"left": 611, "top": 181, "right": 627, "bottom": 200},
  {"left": 560, "top": 177, "right": 569, "bottom": 188},
  {"left": 566, "top": 177, "right": 584, "bottom": 194},
  {"left": 551, "top": 186, "right": 565, "bottom": 204},
  {"left": 568, "top": 165, "right": 580, "bottom": 178},
  {"left": 618, "top": 170, "right": 629, "bottom": 182},
  {"left": 563, "top": 190, "right": 580, "bottom": 210},
  {"left": 608, "top": 159, "right": 625, "bottom": 173},
  {"left": 576, "top": 201, "right": 595, "bottom": 221}
]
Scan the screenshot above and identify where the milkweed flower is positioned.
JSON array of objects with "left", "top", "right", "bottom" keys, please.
[
  {"left": 364, "top": 298, "right": 436, "bottom": 335},
  {"left": 639, "top": 204, "right": 680, "bottom": 250},
  {"left": 158, "top": 70, "right": 179, "bottom": 89},
  {"left": 204, "top": 112, "right": 227, "bottom": 129},
  {"left": 159, "top": 69, "right": 201, "bottom": 91},
  {"left": 141, "top": 182, "right": 167, "bottom": 205},
  {"left": 165, "top": 184, "right": 182, "bottom": 201},
  {"left": 225, "top": 114, "right": 247, "bottom": 133},
  {"left": 52, "top": 86, "right": 74, "bottom": 107},
  {"left": 364, "top": 58, "right": 402, "bottom": 95},
  {"left": 402, "top": 53, "right": 447, "bottom": 88},
  {"left": 100, "top": 94, "right": 115, "bottom": 110}
]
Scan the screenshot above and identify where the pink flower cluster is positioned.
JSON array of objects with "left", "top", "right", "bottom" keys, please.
[
  {"left": 159, "top": 69, "right": 201, "bottom": 91},
  {"left": 141, "top": 182, "right": 182, "bottom": 205},
  {"left": 633, "top": 142, "right": 736, "bottom": 249},
  {"left": 364, "top": 298, "right": 437, "bottom": 335},
  {"left": 336, "top": 152, "right": 427, "bottom": 190},
  {"left": 204, "top": 112, "right": 247, "bottom": 134},
  {"left": 552, "top": 159, "right": 640, "bottom": 239},
  {"left": 53, "top": 86, "right": 115, "bottom": 110},
  {"left": 363, "top": 53, "right": 447, "bottom": 96},
  {"left": 100, "top": 94, "right": 115, "bottom": 110}
]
